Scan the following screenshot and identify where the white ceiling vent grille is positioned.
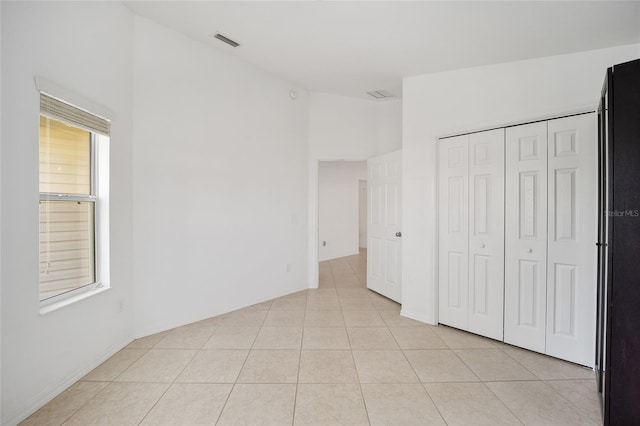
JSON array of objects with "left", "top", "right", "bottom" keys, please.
[
  {"left": 213, "top": 33, "right": 240, "bottom": 47},
  {"left": 366, "top": 90, "right": 396, "bottom": 99}
]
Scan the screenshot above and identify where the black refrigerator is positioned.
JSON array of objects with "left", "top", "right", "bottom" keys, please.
[{"left": 596, "top": 58, "right": 640, "bottom": 425}]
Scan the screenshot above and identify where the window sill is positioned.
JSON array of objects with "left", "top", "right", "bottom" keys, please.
[{"left": 40, "top": 285, "right": 110, "bottom": 315}]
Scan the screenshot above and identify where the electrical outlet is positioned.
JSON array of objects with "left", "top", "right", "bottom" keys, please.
[
  {"left": 118, "top": 298, "right": 125, "bottom": 313},
  {"left": 286, "top": 263, "right": 292, "bottom": 273}
]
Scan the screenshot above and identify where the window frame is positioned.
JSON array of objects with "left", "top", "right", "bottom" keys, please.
[
  {"left": 39, "top": 130, "right": 101, "bottom": 303},
  {"left": 35, "top": 77, "right": 113, "bottom": 312}
]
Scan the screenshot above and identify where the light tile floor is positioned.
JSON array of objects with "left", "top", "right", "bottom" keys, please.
[{"left": 22, "top": 250, "right": 602, "bottom": 425}]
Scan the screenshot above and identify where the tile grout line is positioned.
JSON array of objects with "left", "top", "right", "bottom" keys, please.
[
  {"left": 346, "top": 310, "right": 372, "bottom": 425},
  {"left": 291, "top": 291, "right": 310, "bottom": 426},
  {"left": 212, "top": 302, "right": 272, "bottom": 425},
  {"left": 478, "top": 381, "right": 525, "bottom": 426},
  {"left": 51, "top": 381, "right": 111, "bottom": 426},
  {"left": 330, "top": 253, "right": 372, "bottom": 424},
  {"left": 449, "top": 348, "right": 526, "bottom": 425},
  {"left": 132, "top": 329, "right": 213, "bottom": 426},
  {"left": 60, "top": 346, "right": 153, "bottom": 425},
  {"left": 388, "top": 324, "right": 450, "bottom": 425}
]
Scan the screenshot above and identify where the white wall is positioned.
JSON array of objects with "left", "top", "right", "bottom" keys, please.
[
  {"left": 307, "top": 93, "right": 401, "bottom": 285},
  {"left": 309, "top": 92, "right": 379, "bottom": 160},
  {"left": 402, "top": 43, "right": 640, "bottom": 324},
  {"left": 132, "top": 17, "right": 310, "bottom": 336},
  {"left": 318, "top": 161, "right": 367, "bottom": 261},
  {"left": 308, "top": 93, "right": 402, "bottom": 160},
  {"left": 376, "top": 99, "right": 403, "bottom": 156},
  {"left": 1, "top": 3, "right": 135, "bottom": 425},
  {"left": 359, "top": 180, "right": 367, "bottom": 248}
]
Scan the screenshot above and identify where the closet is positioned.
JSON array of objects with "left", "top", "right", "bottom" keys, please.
[
  {"left": 438, "top": 113, "right": 597, "bottom": 366},
  {"left": 438, "top": 128, "right": 505, "bottom": 341}
]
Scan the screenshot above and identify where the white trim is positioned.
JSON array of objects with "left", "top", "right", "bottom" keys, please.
[
  {"left": 308, "top": 156, "right": 371, "bottom": 289},
  {"left": 436, "top": 104, "right": 596, "bottom": 141},
  {"left": 40, "top": 286, "right": 110, "bottom": 315},
  {"left": 433, "top": 135, "right": 441, "bottom": 326},
  {"left": 319, "top": 249, "right": 362, "bottom": 263},
  {"left": 134, "top": 287, "right": 306, "bottom": 339},
  {"left": 34, "top": 76, "right": 115, "bottom": 121}
]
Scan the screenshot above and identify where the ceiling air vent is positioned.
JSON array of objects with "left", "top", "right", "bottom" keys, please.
[
  {"left": 366, "top": 90, "right": 395, "bottom": 99},
  {"left": 213, "top": 33, "right": 240, "bottom": 48}
]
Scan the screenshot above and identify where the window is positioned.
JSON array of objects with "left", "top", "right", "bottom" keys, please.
[{"left": 39, "top": 93, "right": 110, "bottom": 303}]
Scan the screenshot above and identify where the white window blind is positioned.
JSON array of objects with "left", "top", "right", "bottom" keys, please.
[{"left": 40, "top": 93, "right": 110, "bottom": 136}]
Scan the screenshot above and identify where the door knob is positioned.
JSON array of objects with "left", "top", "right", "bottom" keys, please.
[
  {"left": 395, "top": 232, "right": 402, "bottom": 237},
  {"left": 480, "top": 244, "right": 485, "bottom": 248},
  {"left": 527, "top": 248, "right": 533, "bottom": 253}
]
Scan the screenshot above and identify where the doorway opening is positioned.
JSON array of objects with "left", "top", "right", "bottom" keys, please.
[{"left": 317, "top": 161, "right": 367, "bottom": 289}]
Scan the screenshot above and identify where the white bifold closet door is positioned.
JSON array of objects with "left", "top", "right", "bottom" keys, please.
[
  {"left": 546, "top": 114, "right": 597, "bottom": 367},
  {"left": 504, "top": 122, "right": 549, "bottom": 353},
  {"left": 439, "top": 129, "right": 505, "bottom": 340},
  {"left": 505, "top": 114, "right": 597, "bottom": 366},
  {"left": 438, "top": 135, "right": 469, "bottom": 331}
]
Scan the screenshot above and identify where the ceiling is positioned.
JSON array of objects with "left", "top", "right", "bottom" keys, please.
[{"left": 124, "top": 1, "right": 640, "bottom": 100}]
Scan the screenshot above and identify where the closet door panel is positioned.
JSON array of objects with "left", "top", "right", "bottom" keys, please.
[
  {"left": 505, "top": 122, "right": 548, "bottom": 353},
  {"left": 468, "top": 129, "right": 505, "bottom": 340},
  {"left": 546, "top": 113, "right": 597, "bottom": 367},
  {"left": 438, "top": 135, "right": 469, "bottom": 330}
]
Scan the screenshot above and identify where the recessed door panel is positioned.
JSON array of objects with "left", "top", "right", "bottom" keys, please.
[
  {"left": 518, "top": 260, "right": 539, "bottom": 327},
  {"left": 519, "top": 136, "right": 540, "bottom": 161},
  {"left": 448, "top": 177, "right": 464, "bottom": 233},
  {"left": 448, "top": 251, "right": 463, "bottom": 308},
  {"left": 552, "top": 263, "right": 577, "bottom": 337},
  {"left": 505, "top": 122, "right": 548, "bottom": 353},
  {"left": 519, "top": 172, "right": 539, "bottom": 239},
  {"left": 546, "top": 114, "right": 597, "bottom": 367},
  {"left": 368, "top": 237, "right": 383, "bottom": 279},
  {"left": 385, "top": 239, "right": 401, "bottom": 287},
  {"left": 371, "top": 183, "right": 383, "bottom": 226},
  {"left": 385, "top": 183, "right": 400, "bottom": 226},
  {"left": 474, "top": 175, "right": 490, "bottom": 235},
  {"left": 554, "top": 169, "right": 577, "bottom": 242},
  {"left": 473, "top": 254, "right": 489, "bottom": 315}
]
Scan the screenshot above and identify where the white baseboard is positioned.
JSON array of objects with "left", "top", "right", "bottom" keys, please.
[
  {"left": 318, "top": 249, "right": 361, "bottom": 262},
  {"left": 134, "top": 285, "right": 308, "bottom": 339},
  {"left": 5, "top": 336, "right": 134, "bottom": 426}
]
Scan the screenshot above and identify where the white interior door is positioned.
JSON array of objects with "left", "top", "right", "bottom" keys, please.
[
  {"left": 367, "top": 150, "right": 402, "bottom": 302},
  {"left": 504, "top": 122, "right": 548, "bottom": 353},
  {"left": 546, "top": 113, "right": 597, "bottom": 367},
  {"left": 438, "top": 135, "right": 469, "bottom": 330},
  {"left": 468, "top": 129, "right": 505, "bottom": 340}
]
